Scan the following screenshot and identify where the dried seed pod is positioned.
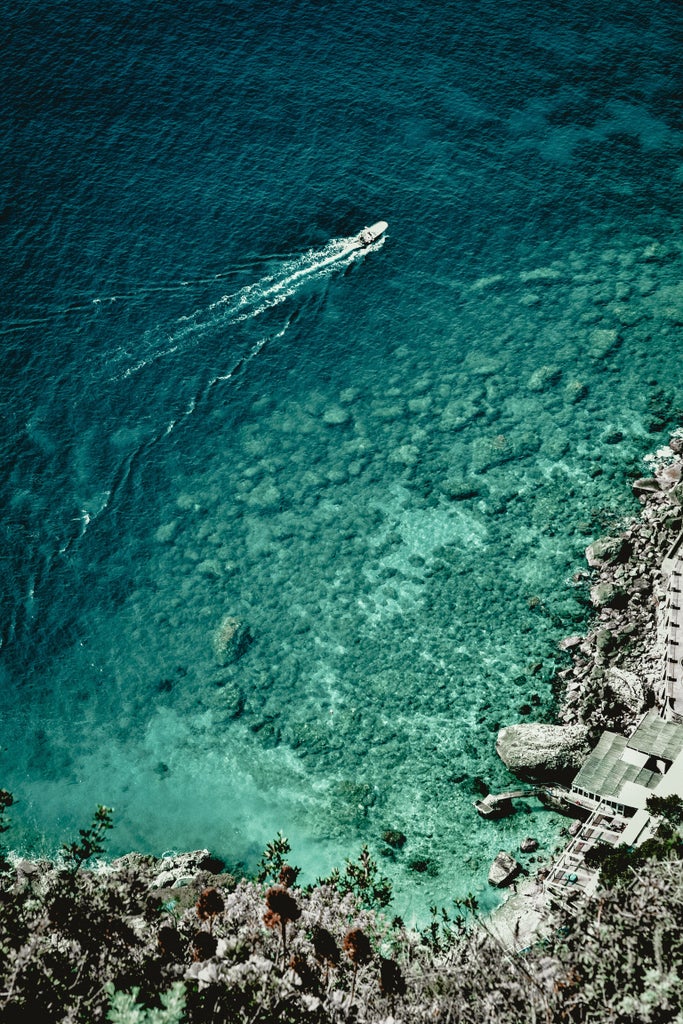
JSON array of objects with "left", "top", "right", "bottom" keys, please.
[
  {"left": 192, "top": 930, "right": 217, "bottom": 962},
  {"left": 196, "top": 886, "right": 225, "bottom": 922},
  {"left": 343, "top": 927, "right": 373, "bottom": 966},
  {"left": 312, "top": 925, "right": 340, "bottom": 967},
  {"left": 264, "top": 886, "right": 301, "bottom": 960},
  {"left": 379, "top": 956, "right": 406, "bottom": 997},
  {"left": 265, "top": 886, "right": 301, "bottom": 924}
]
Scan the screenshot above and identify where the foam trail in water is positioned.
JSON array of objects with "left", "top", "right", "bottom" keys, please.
[
  {"left": 110, "top": 233, "right": 377, "bottom": 381},
  {"left": 169, "top": 234, "right": 372, "bottom": 345}
]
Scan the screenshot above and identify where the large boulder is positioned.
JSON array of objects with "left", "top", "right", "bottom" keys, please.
[
  {"left": 632, "top": 477, "right": 661, "bottom": 497},
  {"left": 488, "top": 851, "right": 522, "bottom": 888},
  {"left": 590, "top": 581, "right": 628, "bottom": 610},
  {"left": 656, "top": 461, "right": 682, "bottom": 490},
  {"left": 585, "top": 535, "right": 631, "bottom": 568},
  {"left": 603, "top": 667, "right": 645, "bottom": 717},
  {"left": 496, "top": 722, "right": 590, "bottom": 782}
]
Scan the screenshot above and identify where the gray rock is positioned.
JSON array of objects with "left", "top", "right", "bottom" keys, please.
[
  {"left": 527, "top": 365, "right": 562, "bottom": 393},
  {"left": 496, "top": 721, "right": 590, "bottom": 782},
  {"left": 488, "top": 850, "right": 522, "bottom": 888},
  {"left": 520, "top": 837, "right": 539, "bottom": 854},
  {"left": 604, "top": 668, "right": 645, "bottom": 717},
  {"left": 595, "top": 629, "right": 616, "bottom": 655},
  {"left": 656, "top": 462, "right": 682, "bottom": 489},
  {"left": 16, "top": 859, "right": 41, "bottom": 879},
  {"left": 590, "top": 581, "right": 628, "bottom": 609},
  {"left": 632, "top": 477, "right": 661, "bottom": 496},
  {"left": 213, "top": 615, "right": 252, "bottom": 665},
  {"left": 585, "top": 536, "right": 631, "bottom": 567},
  {"left": 151, "top": 849, "right": 219, "bottom": 889}
]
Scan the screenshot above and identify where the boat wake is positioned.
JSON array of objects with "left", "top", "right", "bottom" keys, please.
[
  {"left": 171, "top": 233, "right": 375, "bottom": 343},
  {"left": 101, "top": 229, "right": 387, "bottom": 450}
]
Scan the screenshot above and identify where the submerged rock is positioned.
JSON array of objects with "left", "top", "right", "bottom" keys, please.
[
  {"left": 496, "top": 722, "right": 590, "bottom": 782},
  {"left": 565, "top": 380, "right": 589, "bottom": 404},
  {"left": 589, "top": 328, "right": 621, "bottom": 359},
  {"left": 527, "top": 365, "right": 562, "bottom": 393},
  {"left": 382, "top": 829, "right": 407, "bottom": 849},
  {"left": 322, "top": 404, "right": 352, "bottom": 426},
  {"left": 212, "top": 615, "right": 252, "bottom": 665},
  {"left": 488, "top": 850, "right": 522, "bottom": 888},
  {"left": 441, "top": 476, "right": 481, "bottom": 501}
]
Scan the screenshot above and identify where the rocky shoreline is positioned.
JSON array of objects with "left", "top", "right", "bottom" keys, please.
[
  {"left": 495, "top": 429, "right": 683, "bottom": 783},
  {"left": 488, "top": 428, "right": 683, "bottom": 942}
]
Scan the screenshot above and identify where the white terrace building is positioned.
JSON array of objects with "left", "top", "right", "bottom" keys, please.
[{"left": 570, "top": 710, "right": 683, "bottom": 822}]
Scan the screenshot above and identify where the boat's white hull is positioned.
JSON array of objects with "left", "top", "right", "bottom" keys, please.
[{"left": 356, "top": 220, "right": 388, "bottom": 247}]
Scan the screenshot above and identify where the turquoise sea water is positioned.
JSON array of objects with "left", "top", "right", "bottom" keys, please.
[{"left": 2, "top": 0, "right": 682, "bottom": 920}]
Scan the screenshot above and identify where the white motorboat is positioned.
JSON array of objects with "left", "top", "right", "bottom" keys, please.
[{"left": 356, "top": 220, "right": 388, "bottom": 247}]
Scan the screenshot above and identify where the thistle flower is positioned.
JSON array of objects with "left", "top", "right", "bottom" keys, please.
[
  {"left": 343, "top": 927, "right": 373, "bottom": 966},
  {"left": 379, "top": 955, "right": 407, "bottom": 1012},
  {"left": 264, "top": 886, "right": 301, "bottom": 960},
  {"left": 344, "top": 927, "right": 373, "bottom": 1004},
  {"left": 278, "top": 863, "right": 299, "bottom": 889},
  {"left": 196, "top": 887, "right": 225, "bottom": 933},
  {"left": 192, "top": 930, "right": 218, "bottom": 962}
]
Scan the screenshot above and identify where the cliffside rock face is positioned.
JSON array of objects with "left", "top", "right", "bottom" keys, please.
[
  {"left": 149, "top": 850, "right": 225, "bottom": 890},
  {"left": 488, "top": 850, "right": 522, "bottom": 888},
  {"left": 496, "top": 722, "right": 590, "bottom": 782}
]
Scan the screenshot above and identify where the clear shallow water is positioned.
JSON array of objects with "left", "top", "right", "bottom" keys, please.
[{"left": 1, "top": 0, "right": 682, "bottom": 920}]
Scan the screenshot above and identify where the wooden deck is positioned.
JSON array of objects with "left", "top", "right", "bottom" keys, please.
[{"left": 544, "top": 805, "right": 627, "bottom": 904}]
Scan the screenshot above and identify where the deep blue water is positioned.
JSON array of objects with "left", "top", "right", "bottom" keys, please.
[{"left": 1, "top": 0, "right": 682, "bottom": 919}]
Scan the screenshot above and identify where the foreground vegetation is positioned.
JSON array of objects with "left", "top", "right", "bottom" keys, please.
[{"left": 0, "top": 792, "right": 682, "bottom": 1023}]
